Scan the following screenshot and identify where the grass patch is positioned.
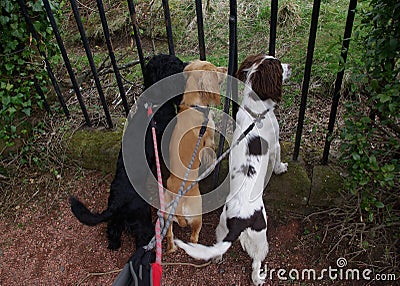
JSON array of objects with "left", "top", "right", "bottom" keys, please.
[
  {"left": 51, "top": 0, "right": 367, "bottom": 122},
  {"left": 59, "top": 0, "right": 363, "bottom": 97}
]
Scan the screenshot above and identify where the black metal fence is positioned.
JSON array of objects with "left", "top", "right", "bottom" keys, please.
[{"left": 17, "top": 0, "right": 357, "bottom": 167}]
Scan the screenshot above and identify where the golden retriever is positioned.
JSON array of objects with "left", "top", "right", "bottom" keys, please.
[{"left": 165, "top": 60, "right": 227, "bottom": 253}]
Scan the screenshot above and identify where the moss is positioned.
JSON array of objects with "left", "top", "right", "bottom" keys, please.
[
  {"left": 309, "top": 165, "right": 344, "bottom": 207},
  {"left": 65, "top": 119, "right": 126, "bottom": 174},
  {"left": 263, "top": 141, "right": 311, "bottom": 213},
  {"left": 264, "top": 160, "right": 311, "bottom": 212}
]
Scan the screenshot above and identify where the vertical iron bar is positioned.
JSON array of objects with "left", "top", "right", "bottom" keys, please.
[
  {"left": 232, "top": 0, "right": 239, "bottom": 121},
  {"left": 293, "top": 0, "right": 321, "bottom": 161},
  {"left": 127, "top": 0, "right": 146, "bottom": 77},
  {"left": 16, "top": 0, "right": 70, "bottom": 118},
  {"left": 195, "top": 0, "right": 206, "bottom": 60},
  {"left": 43, "top": 0, "right": 92, "bottom": 127},
  {"left": 96, "top": 0, "right": 130, "bottom": 116},
  {"left": 162, "top": 0, "right": 175, "bottom": 55},
  {"left": 322, "top": 0, "right": 357, "bottom": 164},
  {"left": 213, "top": 0, "right": 237, "bottom": 187},
  {"left": 269, "top": 0, "right": 278, "bottom": 56},
  {"left": 33, "top": 77, "right": 51, "bottom": 114},
  {"left": 69, "top": 0, "right": 113, "bottom": 128}
]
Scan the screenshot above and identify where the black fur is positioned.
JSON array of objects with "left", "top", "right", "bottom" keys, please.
[
  {"left": 237, "top": 164, "right": 257, "bottom": 178},
  {"left": 143, "top": 54, "right": 187, "bottom": 171},
  {"left": 70, "top": 54, "right": 186, "bottom": 250},
  {"left": 223, "top": 208, "right": 266, "bottom": 243},
  {"left": 247, "top": 136, "right": 269, "bottom": 156},
  {"left": 70, "top": 151, "right": 154, "bottom": 250}
]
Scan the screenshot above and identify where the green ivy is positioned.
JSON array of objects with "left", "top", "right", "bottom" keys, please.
[
  {"left": 0, "top": 0, "right": 60, "bottom": 153},
  {"left": 341, "top": 0, "right": 399, "bottom": 225}
]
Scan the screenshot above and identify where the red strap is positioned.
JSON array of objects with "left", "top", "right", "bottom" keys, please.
[
  {"left": 152, "top": 263, "right": 163, "bottom": 286},
  {"left": 147, "top": 105, "right": 153, "bottom": 117}
]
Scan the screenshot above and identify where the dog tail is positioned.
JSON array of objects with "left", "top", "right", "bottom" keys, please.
[
  {"left": 175, "top": 239, "right": 232, "bottom": 261},
  {"left": 69, "top": 196, "right": 112, "bottom": 226}
]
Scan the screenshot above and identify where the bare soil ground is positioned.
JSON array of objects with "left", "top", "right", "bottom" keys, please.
[{"left": 1, "top": 167, "right": 350, "bottom": 286}]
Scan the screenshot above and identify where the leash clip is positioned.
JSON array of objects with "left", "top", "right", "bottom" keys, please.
[
  {"left": 255, "top": 116, "right": 263, "bottom": 128},
  {"left": 145, "top": 102, "right": 157, "bottom": 128},
  {"left": 145, "top": 102, "right": 153, "bottom": 117}
]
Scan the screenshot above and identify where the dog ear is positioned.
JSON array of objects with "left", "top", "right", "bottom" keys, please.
[
  {"left": 236, "top": 61, "right": 251, "bottom": 82},
  {"left": 195, "top": 71, "right": 221, "bottom": 106},
  {"left": 183, "top": 60, "right": 199, "bottom": 72},
  {"left": 216, "top": 67, "right": 228, "bottom": 84},
  {"left": 236, "top": 54, "right": 265, "bottom": 82},
  {"left": 183, "top": 60, "right": 200, "bottom": 79},
  {"left": 251, "top": 59, "right": 283, "bottom": 102}
]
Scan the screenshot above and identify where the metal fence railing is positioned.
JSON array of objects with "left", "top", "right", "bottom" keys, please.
[{"left": 17, "top": 0, "right": 357, "bottom": 174}]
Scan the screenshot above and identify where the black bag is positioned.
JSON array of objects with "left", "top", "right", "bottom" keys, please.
[{"left": 113, "top": 247, "right": 156, "bottom": 286}]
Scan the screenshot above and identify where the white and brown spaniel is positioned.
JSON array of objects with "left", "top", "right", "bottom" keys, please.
[{"left": 176, "top": 54, "right": 289, "bottom": 285}]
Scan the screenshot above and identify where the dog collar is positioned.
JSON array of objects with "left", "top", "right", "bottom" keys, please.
[
  {"left": 190, "top": 104, "right": 209, "bottom": 115},
  {"left": 243, "top": 106, "right": 270, "bottom": 128}
]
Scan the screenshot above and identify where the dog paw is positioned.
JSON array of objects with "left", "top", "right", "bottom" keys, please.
[
  {"left": 274, "top": 162, "right": 288, "bottom": 175},
  {"left": 166, "top": 245, "right": 178, "bottom": 254},
  {"left": 251, "top": 272, "right": 265, "bottom": 286}
]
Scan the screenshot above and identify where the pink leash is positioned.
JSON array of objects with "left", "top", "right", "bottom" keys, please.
[{"left": 147, "top": 104, "right": 164, "bottom": 283}]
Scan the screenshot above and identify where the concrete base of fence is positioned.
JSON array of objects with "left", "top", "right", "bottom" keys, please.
[
  {"left": 64, "top": 119, "right": 125, "bottom": 174},
  {"left": 263, "top": 142, "right": 311, "bottom": 213},
  {"left": 309, "top": 165, "right": 344, "bottom": 207},
  {"left": 263, "top": 142, "right": 344, "bottom": 213},
  {"left": 64, "top": 125, "right": 344, "bottom": 212}
]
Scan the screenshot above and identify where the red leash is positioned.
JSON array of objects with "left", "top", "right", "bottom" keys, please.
[{"left": 147, "top": 104, "right": 164, "bottom": 285}]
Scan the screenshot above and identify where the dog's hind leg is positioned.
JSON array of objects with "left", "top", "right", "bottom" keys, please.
[
  {"left": 216, "top": 206, "right": 228, "bottom": 243},
  {"left": 188, "top": 214, "right": 202, "bottom": 244},
  {"left": 184, "top": 193, "right": 202, "bottom": 244},
  {"left": 273, "top": 142, "right": 288, "bottom": 175},
  {"left": 251, "top": 259, "right": 264, "bottom": 286},
  {"left": 127, "top": 216, "right": 155, "bottom": 248},
  {"left": 107, "top": 219, "right": 124, "bottom": 250},
  {"left": 175, "top": 215, "right": 187, "bottom": 227},
  {"left": 165, "top": 219, "right": 177, "bottom": 254},
  {"left": 240, "top": 229, "right": 269, "bottom": 286},
  {"left": 213, "top": 207, "right": 229, "bottom": 263}
]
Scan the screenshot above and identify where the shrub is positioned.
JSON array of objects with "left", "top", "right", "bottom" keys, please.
[
  {"left": 0, "top": 0, "right": 60, "bottom": 154},
  {"left": 341, "top": 0, "right": 399, "bottom": 255}
]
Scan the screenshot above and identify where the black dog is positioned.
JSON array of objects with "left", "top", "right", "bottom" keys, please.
[{"left": 70, "top": 54, "right": 186, "bottom": 250}]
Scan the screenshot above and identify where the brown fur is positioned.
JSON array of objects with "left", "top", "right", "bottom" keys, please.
[
  {"left": 236, "top": 53, "right": 283, "bottom": 102},
  {"left": 165, "top": 60, "right": 227, "bottom": 253}
]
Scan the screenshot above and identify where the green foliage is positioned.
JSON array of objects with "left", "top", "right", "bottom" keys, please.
[
  {"left": 361, "top": 0, "right": 400, "bottom": 124},
  {"left": 341, "top": 0, "right": 399, "bottom": 225},
  {"left": 0, "top": 0, "right": 60, "bottom": 153}
]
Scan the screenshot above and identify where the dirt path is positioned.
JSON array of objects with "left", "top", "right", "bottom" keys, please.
[{"left": 0, "top": 170, "right": 339, "bottom": 286}]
